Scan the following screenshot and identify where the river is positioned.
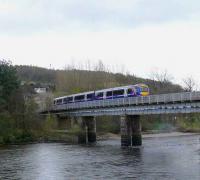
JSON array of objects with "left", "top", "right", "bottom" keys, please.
[{"left": 0, "top": 134, "right": 199, "bottom": 180}]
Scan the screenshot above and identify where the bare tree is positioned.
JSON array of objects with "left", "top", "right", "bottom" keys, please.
[
  {"left": 182, "top": 76, "right": 197, "bottom": 92},
  {"left": 95, "top": 60, "right": 106, "bottom": 72},
  {"left": 149, "top": 69, "right": 173, "bottom": 83},
  {"left": 149, "top": 69, "right": 175, "bottom": 94}
]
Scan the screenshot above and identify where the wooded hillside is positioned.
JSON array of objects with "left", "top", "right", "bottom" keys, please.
[{"left": 15, "top": 65, "right": 183, "bottom": 96}]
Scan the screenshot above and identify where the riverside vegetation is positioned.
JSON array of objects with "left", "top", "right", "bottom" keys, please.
[
  {"left": 0, "top": 60, "right": 56, "bottom": 144},
  {"left": 0, "top": 59, "right": 199, "bottom": 144}
]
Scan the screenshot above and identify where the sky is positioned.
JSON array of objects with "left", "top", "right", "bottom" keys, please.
[{"left": 0, "top": 0, "right": 200, "bottom": 87}]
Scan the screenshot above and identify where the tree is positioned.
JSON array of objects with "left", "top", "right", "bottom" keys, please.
[
  {"left": 0, "top": 59, "right": 20, "bottom": 111},
  {"left": 182, "top": 76, "right": 197, "bottom": 92},
  {"left": 149, "top": 69, "right": 173, "bottom": 83},
  {"left": 148, "top": 69, "right": 179, "bottom": 94},
  {"left": 95, "top": 60, "right": 106, "bottom": 72}
]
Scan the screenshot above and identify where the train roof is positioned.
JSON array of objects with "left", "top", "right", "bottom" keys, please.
[
  {"left": 94, "top": 86, "right": 129, "bottom": 93},
  {"left": 54, "top": 91, "right": 94, "bottom": 100},
  {"left": 68, "top": 91, "right": 94, "bottom": 97},
  {"left": 95, "top": 84, "right": 148, "bottom": 93}
]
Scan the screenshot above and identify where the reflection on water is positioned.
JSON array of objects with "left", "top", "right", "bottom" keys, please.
[{"left": 0, "top": 135, "right": 199, "bottom": 180}]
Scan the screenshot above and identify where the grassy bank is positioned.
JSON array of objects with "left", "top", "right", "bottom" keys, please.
[{"left": 177, "top": 116, "right": 200, "bottom": 133}]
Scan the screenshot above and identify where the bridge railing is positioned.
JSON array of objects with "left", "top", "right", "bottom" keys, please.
[{"left": 51, "top": 91, "right": 200, "bottom": 112}]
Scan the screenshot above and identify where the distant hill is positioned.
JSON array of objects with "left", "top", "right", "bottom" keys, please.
[
  {"left": 15, "top": 65, "right": 183, "bottom": 96},
  {"left": 16, "top": 65, "right": 56, "bottom": 84}
]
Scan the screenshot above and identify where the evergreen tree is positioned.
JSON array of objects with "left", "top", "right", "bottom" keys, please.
[{"left": 0, "top": 59, "right": 20, "bottom": 111}]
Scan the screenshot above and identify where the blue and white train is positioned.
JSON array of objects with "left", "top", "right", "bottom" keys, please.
[{"left": 53, "top": 84, "right": 149, "bottom": 106}]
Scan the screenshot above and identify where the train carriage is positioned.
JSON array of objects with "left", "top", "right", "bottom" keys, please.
[{"left": 53, "top": 84, "right": 149, "bottom": 106}]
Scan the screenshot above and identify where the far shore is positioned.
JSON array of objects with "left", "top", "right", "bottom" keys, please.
[
  {"left": 1, "top": 131, "right": 199, "bottom": 146},
  {"left": 97, "top": 131, "right": 200, "bottom": 141}
]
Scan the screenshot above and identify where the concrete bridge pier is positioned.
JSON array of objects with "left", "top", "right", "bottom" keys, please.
[
  {"left": 120, "top": 116, "right": 132, "bottom": 147},
  {"left": 120, "top": 115, "right": 142, "bottom": 147},
  {"left": 77, "top": 117, "right": 87, "bottom": 144},
  {"left": 78, "top": 116, "right": 96, "bottom": 144},
  {"left": 85, "top": 116, "right": 96, "bottom": 144},
  {"left": 130, "top": 115, "right": 142, "bottom": 146}
]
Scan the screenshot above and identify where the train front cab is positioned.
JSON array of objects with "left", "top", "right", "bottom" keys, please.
[{"left": 136, "top": 84, "right": 149, "bottom": 96}]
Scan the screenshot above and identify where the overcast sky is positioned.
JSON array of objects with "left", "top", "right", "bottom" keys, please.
[{"left": 0, "top": 0, "right": 200, "bottom": 87}]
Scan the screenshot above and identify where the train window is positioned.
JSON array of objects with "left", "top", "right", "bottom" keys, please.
[
  {"left": 74, "top": 95, "right": 85, "bottom": 101},
  {"left": 87, "top": 93, "right": 93, "bottom": 100},
  {"left": 113, "top": 89, "right": 124, "bottom": 96},
  {"left": 53, "top": 100, "right": 56, "bottom": 104},
  {"left": 68, "top": 97, "right": 73, "bottom": 102},
  {"left": 56, "top": 99, "right": 63, "bottom": 104},
  {"left": 96, "top": 92, "right": 103, "bottom": 98},
  {"left": 142, "top": 87, "right": 149, "bottom": 92},
  {"left": 127, "top": 88, "right": 133, "bottom": 94},
  {"left": 63, "top": 98, "right": 68, "bottom": 104},
  {"left": 63, "top": 97, "right": 73, "bottom": 103},
  {"left": 106, "top": 91, "right": 112, "bottom": 97}
]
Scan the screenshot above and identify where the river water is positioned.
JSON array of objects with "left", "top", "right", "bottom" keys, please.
[{"left": 0, "top": 134, "right": 199, "bottom": 180}]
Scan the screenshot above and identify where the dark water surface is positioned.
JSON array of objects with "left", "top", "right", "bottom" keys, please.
[{"left": 0, "top": 135, "right": 199, "bottom": 180}]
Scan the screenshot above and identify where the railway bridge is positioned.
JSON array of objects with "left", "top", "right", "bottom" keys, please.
[{"left": 40, "top": 91, "right": 200, "bottom": 147}]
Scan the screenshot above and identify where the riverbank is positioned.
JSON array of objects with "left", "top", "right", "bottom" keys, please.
[
  {"left": 97, "top": 131, "right": 200, "bottom": 141},
  {"left": 1, "top": 131, "right": 199, "bottom": 146}
]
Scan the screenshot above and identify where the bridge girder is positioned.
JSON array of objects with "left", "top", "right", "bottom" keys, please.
[{"left": 48, "top": 102, "right": 200, "bottom": 117}]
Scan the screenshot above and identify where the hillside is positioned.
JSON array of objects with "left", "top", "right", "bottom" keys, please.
[{"left": 15, "top": 65, "right": 183, "bottom": 96}]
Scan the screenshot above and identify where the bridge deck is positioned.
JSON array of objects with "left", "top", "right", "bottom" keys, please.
[{"left": 38, "top": 92, "right": 200, "bottom": 116}]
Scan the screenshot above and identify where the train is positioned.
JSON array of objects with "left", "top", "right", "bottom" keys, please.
[{"left": 53, "top": 83, "right": 149, "bottom": 106}]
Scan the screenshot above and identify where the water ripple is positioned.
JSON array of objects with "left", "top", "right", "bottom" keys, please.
[{"left": 0, "top": 135, "right": 199, "bottom": 180}]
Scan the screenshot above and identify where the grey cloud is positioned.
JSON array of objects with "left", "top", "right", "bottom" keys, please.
[{"left": 0, "top": 0, "right": 200, "bottom": 34}]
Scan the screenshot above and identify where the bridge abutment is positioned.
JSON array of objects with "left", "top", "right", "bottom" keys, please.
[
  {"left": 120, "top": 115, "right": 142, "bottom": 147},
  {"left": 56, "top": 116, "right": 72, "bottom": 130}
]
